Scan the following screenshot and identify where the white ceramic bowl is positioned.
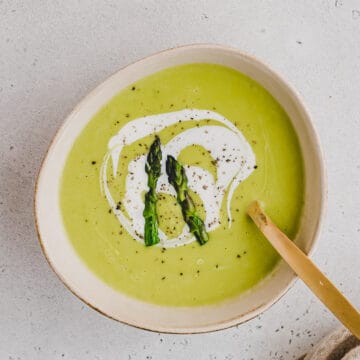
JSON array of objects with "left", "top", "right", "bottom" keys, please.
[{"left": 35, "top": 44, "right": 326, "bottom": 333}]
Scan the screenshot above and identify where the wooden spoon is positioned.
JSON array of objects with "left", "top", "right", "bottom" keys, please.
[{"left": 247, "top": 201, "right": 360, "bottom": 339}]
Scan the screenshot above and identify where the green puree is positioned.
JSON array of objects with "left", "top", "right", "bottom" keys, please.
[{"left": 60, "top": 64, "right": 304, "bottom": 306}]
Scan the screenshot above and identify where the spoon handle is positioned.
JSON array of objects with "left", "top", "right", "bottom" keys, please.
[{"left": 247, "top": 201, "right": 360, "bottom": 339}]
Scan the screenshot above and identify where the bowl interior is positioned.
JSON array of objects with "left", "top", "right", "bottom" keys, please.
[{"left": 35, "top": 44, "right": 325, "bottom": 333}]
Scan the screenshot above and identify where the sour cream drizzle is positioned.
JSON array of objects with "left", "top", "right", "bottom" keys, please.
[{"left": 100, "top": 109, "right": 255, "bottom": 248}]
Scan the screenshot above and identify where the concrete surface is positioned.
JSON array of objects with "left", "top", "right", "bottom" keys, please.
[{"left": 1, "top": 1, "right": 359, "bottom": 359}]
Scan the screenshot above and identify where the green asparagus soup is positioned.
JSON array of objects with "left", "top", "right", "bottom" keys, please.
[{"left": 60, "top": 63, "right": 304, "bottom": 306}]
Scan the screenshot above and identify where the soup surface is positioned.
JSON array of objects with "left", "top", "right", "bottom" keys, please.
[{"left": 60, "top": 63, "right": 304, "bottom": 306}]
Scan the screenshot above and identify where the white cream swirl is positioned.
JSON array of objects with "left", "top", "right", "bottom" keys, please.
[{"left": 100, "top": 109, "right": 255, "bottom": 248}]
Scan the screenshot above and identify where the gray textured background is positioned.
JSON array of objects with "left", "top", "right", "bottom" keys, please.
[{"left": 1, "top": 1, "right": 360, "bottom": 359}]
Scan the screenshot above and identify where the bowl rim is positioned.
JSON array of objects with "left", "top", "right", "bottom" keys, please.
[{"left": 34, "top": 43, "right": 327, "bottom": 333}]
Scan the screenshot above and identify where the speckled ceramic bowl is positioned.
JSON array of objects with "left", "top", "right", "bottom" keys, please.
[{"left": 35, "top": 44, "right": 326, "bottom": 333}]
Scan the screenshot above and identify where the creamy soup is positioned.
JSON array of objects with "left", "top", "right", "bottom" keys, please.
[{"left": 60, "top": 63, "right": 304, "bottom": 306}]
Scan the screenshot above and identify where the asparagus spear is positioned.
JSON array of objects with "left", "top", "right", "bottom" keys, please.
[
  {"left": 143, "top": 136, "right": 162, "bottom": 246},
  {"left": 166, "top": 155, "right": 209, "bottom": 245}
]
